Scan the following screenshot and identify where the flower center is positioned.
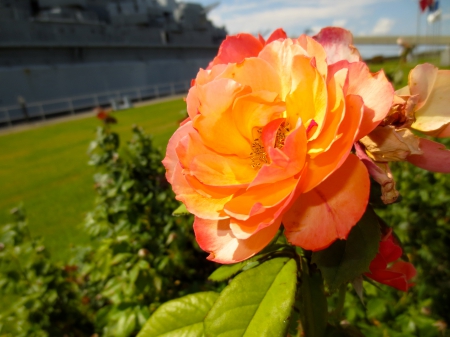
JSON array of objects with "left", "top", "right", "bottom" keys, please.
[{"left": 250, "top": 122, "right": 290, "bottom": 169}]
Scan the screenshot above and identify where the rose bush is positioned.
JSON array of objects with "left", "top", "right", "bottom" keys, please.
[{"left": 163, "top": 27, "right": 394, "bottom": 264}]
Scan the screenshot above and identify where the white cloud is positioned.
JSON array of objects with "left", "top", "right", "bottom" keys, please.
[
  {"left": 205, "top": 0, "right": 396, "bottom": 35},
  {"left": 332, "top": 19, "right": 347, "bottom": 27},
  {"left": 371, "top": 18, "right": 395, "bottom": 34}
]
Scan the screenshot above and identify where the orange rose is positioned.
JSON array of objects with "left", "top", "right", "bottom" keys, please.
[{"left": 163, "top": 27, "right": 394, "bottom": 263}]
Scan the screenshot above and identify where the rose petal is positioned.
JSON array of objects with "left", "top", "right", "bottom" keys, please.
[
  {"left": 218, "top": 57, "right": 282, "bottom": 94},
  {"left": 411, "top": 69, "right": 450, "bottom": 133},
  {"left": 408, "top": 63, "right": 439, "bottom": 110},
  {"left": 303, "top": 94, "right": 364, "bottom": 193},
  {"left": 286, "top": 55, "right": 328, "bottom": 136},
  {"left": 407, "top": 138, "right": 450, "bottom": 173},
  {"left": 307, "top": 67, "right": 346, "bottom": 154},
  {"left": 344, "top": 62, "right": 394, "bottom": 139},
  {"left": 232, "top": 90, "right": 286, "bottom": 142},
  {"left": 296, "top": 35, "right": 328, "bottom": 76},
  {"left": 313, "top": 27, "right": 361, "bottom": 64},
  {"left": 258, "top": 39, "right": 309, "bottom": 99},
  {"left": 224, "top": 177, "right": 298, "bottom": 221},
  {"left": 193, "top": 78, "right": 252, "bottom": 157},
  {"left": 209, "top": 33, "right": 264, "bottom": 68},
  {"left": 194, "top": 217, "right": 281, "bottom": 264},
  {"left": 172, "top": 163, "right": 232, "bottom": 219},
  {"left": 366, "top": 269, "right": 411, "bottom": 291},
  {"left": 265, "top": 28, "right": 288, "bottom": 44},
  {"left": 283, "top": 154, "right": 370, "bottom": 251},
  {"left": 390, "top": 260, "right": 417, "bottom": 280},
  {"left": 162, "top": 121, "right": 194, "bottom": 184},
  {"left": 437, "top": 123, "right": 450, "bottom": 137},
  {"left": 378, "top": 237, "right": 403, "bottom": 263}
]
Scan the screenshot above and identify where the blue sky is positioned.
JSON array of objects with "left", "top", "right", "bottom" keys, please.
[{"left": 196, "top": 0, "right": 450, "bottom": 57}]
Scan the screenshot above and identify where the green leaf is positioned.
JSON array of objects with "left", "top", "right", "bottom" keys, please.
[
  {"left": 137, "top": 291, "right": 219, "bottom": 337},
  {"left": 116, "top": 308, "right": 137, "bottom": 337},
  {"left": 351, "top": 276, "right": 364, "bottom": 305},
  {"left": 312, "top": 206, "right": 381, "bottom": 290},
  {"left": 298, "top": 260, "right": 328, "bottom": 337},
  {"left": 172, "top": 203, "right": 190, "bottom": 217},
  {"left": 208, "top": 258, "right": 260, "bottom": 282},
  {"left": 204, "top": 257, "right": 297, "bottom": 337}
]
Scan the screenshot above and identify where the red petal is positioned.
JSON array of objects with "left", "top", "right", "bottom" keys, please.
[
  {"left": 390, "top": 261, "right": 417, "bottom": 280},
  {"left": 366, "top": 269, "right": 410, "bottom": 291},
  {"left": 265, "top": 28, "right": 288, "bottom": 44},
  {"left": 209, "top": 33, "right": 264, "bottom": 67},
  {"left": 379, "top": 239, "right": 402, "bottom": 263}
]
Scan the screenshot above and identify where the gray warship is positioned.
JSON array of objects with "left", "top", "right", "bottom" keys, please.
[{"left": 0, "top": 0, "right": 226, "bottom": 125}]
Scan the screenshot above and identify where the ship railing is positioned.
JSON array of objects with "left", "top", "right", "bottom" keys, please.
[{"left": 0, "top": 80, "right": 190, "bottom": 127}]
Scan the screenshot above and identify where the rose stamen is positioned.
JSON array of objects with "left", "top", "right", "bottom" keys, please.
[
  {"left": 275, "top": 122, "right": 290, "bottom": 149},
  {"left": 250, "top": 122, "right": 290, "bottom": 169},
  {"left": 250, "top": 128, "right": 268, "bottom": 169}
]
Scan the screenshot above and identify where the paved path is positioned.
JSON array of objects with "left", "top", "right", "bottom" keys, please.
[{"left": 0, "top": 94, "right": 185, "bottom": 136}]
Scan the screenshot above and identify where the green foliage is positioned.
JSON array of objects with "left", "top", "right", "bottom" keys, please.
[
  {"left": 204, "top": 258, "right": 297, "bottom": 337},
  {"left": 0, "top": 206, "right": 92, "bottom": 337},
  {"left": 137, "top": 292, "right": 219, "bottom": 337},
  {"left": 79, "top": 124, "right": 218, "bottom": 336},
  {"left": 312, "top": 207, "right": 381, "bottom": 291}
]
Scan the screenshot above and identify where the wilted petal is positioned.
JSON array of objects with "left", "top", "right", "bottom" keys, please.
[
  {"left": 313, "top": 27, "right": 361, "bottom": 64},
  {"left": 360, "top": 126, "right": 422, "bottom": 162},
  {"left": 407, "top": 138, "right": 450, "bottom": 173},
  {"left": 283, "top": 154, "right": 370, "bottom": 251},
  {"left": 193, "top": 217, "right": 281, "bottom": 264},
  {"left": 354, "top": 142, "right": 399, "bottom": 204}
]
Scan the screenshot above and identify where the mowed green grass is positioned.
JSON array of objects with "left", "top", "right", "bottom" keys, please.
[{"left": 0, "top": 98, "right": 186, "bottom": 260}]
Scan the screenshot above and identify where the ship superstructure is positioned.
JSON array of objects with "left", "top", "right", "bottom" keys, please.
[{"left": 0, "top": 0, "right": 226, "bottom": 123}]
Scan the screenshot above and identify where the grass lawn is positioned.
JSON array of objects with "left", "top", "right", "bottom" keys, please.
[{"left": 0, "top": 98, "right": 187, "bottom": 261}]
